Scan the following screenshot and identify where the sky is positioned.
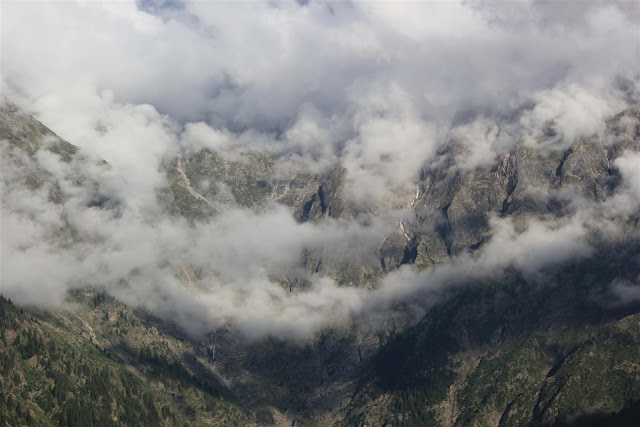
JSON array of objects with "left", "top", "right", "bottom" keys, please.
[{"left": 1, "top": 0, "right": 639, "bottom": 340}]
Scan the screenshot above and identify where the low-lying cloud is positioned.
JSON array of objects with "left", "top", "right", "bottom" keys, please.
[{"left": 1, "top": 0, "right": 639, "bottom": 339}]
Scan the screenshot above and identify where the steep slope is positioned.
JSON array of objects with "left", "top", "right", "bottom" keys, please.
[
  {"left": 2, "top": 100, "right": 640, "bottom": 427},
  {"left": 159, "top": 148, "right": 384, "bottom": 290},
  {"left": 340, "top": 239, "right": 640, "bottom": 426},
  {"left": 0, "top": 101, "right": 375, "bottom": 426},
  {"left": 0, "top": 294, "right": 251, "bottom": 426},
  {"left": 0, "top": 102, "right": 253, "bottom": 425},
  {"left": 338, "top": 108, "right": 640, "bottom": 426}
]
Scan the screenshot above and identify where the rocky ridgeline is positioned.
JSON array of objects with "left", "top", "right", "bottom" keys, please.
[{"left": 160, "top": 106, "right": 640, "bottom": 283}]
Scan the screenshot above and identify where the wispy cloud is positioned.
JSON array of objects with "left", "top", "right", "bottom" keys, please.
[{"left": 1, "top": 0, "right": 639, "bottom": 339}]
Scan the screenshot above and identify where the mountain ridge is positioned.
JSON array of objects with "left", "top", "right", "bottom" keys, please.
[{"left": 1, "top": 100, "right": 640, "bottom": 426}]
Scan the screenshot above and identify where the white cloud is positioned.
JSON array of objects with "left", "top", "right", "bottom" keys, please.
[
  {"left": 520, "top": 84, "right": 627, "bottom": 150},
  {"left": 1, "top": 0, "right": 639, "bottom": 339}
]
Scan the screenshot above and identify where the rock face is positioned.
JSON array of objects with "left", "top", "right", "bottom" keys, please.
[
  {"left": 400, "top": 109, "right": 639, "bottom": 268},
  {"left": 294, "top": 167, "right": 351, "bottom": 222},
  {"left": 0, "top": 101, "right": 77, "bottom": 159},
  {"left": 159, "top": 149, "right": 353, "bottom": 222},
  {"left": 157, "top": 106, "right": 639, "bottom": 286},
  {"left": 0, "top": 101, "right": 79, "bottom": 197}
]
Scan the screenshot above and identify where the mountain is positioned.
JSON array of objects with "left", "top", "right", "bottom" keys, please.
[
  {"left": 0, "top": 292, "right": 250, "bottom": 426},
  {"left": 1, "top": 100, "right": 640, "bottom": 426}
]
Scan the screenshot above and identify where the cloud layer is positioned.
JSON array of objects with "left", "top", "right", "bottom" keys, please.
[{"left": 1, "top": 0, "right": 639, "bottom": 339}]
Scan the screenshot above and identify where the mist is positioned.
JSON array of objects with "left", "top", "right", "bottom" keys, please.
[{"left": 1, "top": 0, "right": 639, "bottom": 340}]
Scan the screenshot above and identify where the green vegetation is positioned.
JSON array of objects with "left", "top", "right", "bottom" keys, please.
[
  {"left": 0, "top": 295, "right": 169, "bottom": 426},
  {"left": 0, "top": 294, "right": 250, "bottom": 426}
]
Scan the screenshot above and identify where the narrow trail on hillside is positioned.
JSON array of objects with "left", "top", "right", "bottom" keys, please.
[{"left": 176, "top": 155, "right": 217, "bottom": 209}]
